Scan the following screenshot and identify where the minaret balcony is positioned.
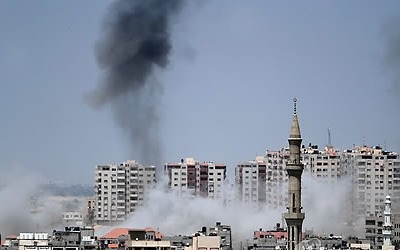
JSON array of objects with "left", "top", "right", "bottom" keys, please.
[
  {"left": 284, "top": 212, "right": 305, "bottom": 220},
  {"left": 286, "top": 164, "right": 304, "bottom": 171}
]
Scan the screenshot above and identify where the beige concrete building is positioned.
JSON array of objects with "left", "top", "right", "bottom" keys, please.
[
  {"left": 301, "top": 144, "right": 345, "bottom": 181},
  {"left": 363, "top": 214, "right": 399, "bottom": 250},
  {"left": 126, "top": 234, "right": 223, "bottom": 250},
  {"left": 94, "top": 160, "right": 156, "bottom": 223},
  {"left": 266, "top": 150, "right": 288, "bottom": 208},
  {"left": 349, "top": 242, "right": 371, "bottom": 250},
  {"left": 164, "top": 158, "right": 226, "bottom": 199},
  {"left": 235, "top": 156, "right": 267, "bottom": 204},
  {"left": 125, "top": 224, "right": 228, "bottom": 250},
  {"left": 127, "top": 240, "right": 173, "bottom": 250},
  {"left": 192, "top": 236, "right": 222, "bottom": 250},
  {"left": 84, "top": 196, "right": 96, "bottom": 226},
  {"left": 62, "top": 212, "right": 83, "bottom": 226},
  {"left": 392, "top": 213, "right": 400, "bottom": 248},
  {"left": 235, "top": 144, "right": 347, "bottom": 209},
  {"left": 342, "top": 145, "right": 400, "bottom": 219},
  {"left": 18, "top": 233, "right": 50, "bottom": 250},
  {"left": 365, "top": 216, "right": 384, "bottom": 247},
  {"left": 235, "top": 151, "right": 288, "bottom": 208}
]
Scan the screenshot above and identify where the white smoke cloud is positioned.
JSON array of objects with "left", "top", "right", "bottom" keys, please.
[
  {"left": 0, "top": 165, "right": 65, "bottom": 236},
  {"left": 95, "top": 172, "right": 360, "bottom": 242},
  {"left": 302, "top": 172, "right": 358, "bottom": 237},
  {"left": 113, "top": 177, "right": 282, "bottom": 242}
]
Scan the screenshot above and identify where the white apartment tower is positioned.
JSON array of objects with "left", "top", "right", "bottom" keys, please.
[
  {"left": 301, "top": 144, "right": 345, "bottom": 181},
  {"left": 164, "top": 158, "right": 226, "bottom": 199},
  {"left": 265, "top": 150, "right": 288, "bottom": 208},
  {"left": 235, "top": 152, "right": 289, "bottom": 208},
  {"left": 342, "top": 145, "right": 400, "bottom": 218},
  {"left": 95, "top": 160, "right": 156, "bottom": 224},
  {"left": 236, "top": 145, "right": 348, "bottom": 209},
  {"left": 235, "top": 156, "right": 267, "bottom": 204}
]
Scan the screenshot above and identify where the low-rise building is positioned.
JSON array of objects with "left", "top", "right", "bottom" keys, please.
[
  {"left": 163, "top": 222, "right": 232, "bottom": 250},
  {"left": 50, "top": 227, "right": 96, "bottom": 250},
  {"left": 18, "top": 233, "right": 49, "bottom": 250},
  {"left": 2, "top": 235, "right": 19, "bottom": 248},
  {"left": 240, "top": 224, "right": 287, "bottom": 250},
  {"left": 62, "top": 212, "right": 84, "bottom": 226}
]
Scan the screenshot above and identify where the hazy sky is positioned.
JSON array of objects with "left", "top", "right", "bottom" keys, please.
[{"left": 1, "top": 1, "right": 400, "bottom": 184}]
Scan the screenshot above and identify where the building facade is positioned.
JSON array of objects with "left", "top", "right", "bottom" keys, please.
[
  {"left": 392, "top": 213, "right": 400, "bottom": 248},
  {"left": 84, "top": 196, "right": 96, "bottom": 226},
  {"left": 94, "top": 160, "right": 156, "bottom": 223},
  {"left": 164, "top": 158, "right": 226, "bottom": 199},
  {"left": 235, "top": 144, "right": 346, "bottom": 209},
  {"left": 265, "top": 150, "right": 289, "bottom": 208},
  {"left": 301, "top": 144, "right": 345, "bottom": 181},
  {"left": 235, "top": 156, "right": 267, "bottom": 204},
  {"left": 342, "top": 145, "right": 400, "bottom": 220},
  {"left": 363, "top": 196, "right": 398, "bottom": 250}
]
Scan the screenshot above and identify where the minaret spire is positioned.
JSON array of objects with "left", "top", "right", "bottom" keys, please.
[
  {"left": 284, "top": 98, "right": 305, "bottom": 250},
  {"left": 382, "top": 195, "right": 394, "bottom": 250},
  {"left": 290, "top": 98, "right": 301, "bottom": 139}
]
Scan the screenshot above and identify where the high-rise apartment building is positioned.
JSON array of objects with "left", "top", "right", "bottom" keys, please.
[
  {"left": 342, "top": 145, "right": 400, "bottom": 218},
  {"left": 235, "top": 152, "right": 289, "bottom": 209},
  {"left": 94, "top": 160, "right": 156, "bottom": 224},
  {"left": 301, "top": 144, "right": 344, "bottom": 181},
  {"left": 235, "top": 156, "right": 267, "bottom": 204},
  {"left": 392, "top": 213, "right": 400, "bottom": 248},
  {"left": 236, "top": 145, "right": 347, "bottom": 209},
  {"left": 236, "top": 143, "right": 400, "bottom": 222},
  {"left": 164, "top": 158, "right": 226, "bottom": 199},
  {"left": 265, "top": 150, "right": 289, "bottom": 208}
]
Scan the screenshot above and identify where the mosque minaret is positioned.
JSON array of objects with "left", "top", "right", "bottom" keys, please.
[
  {"left": 284, "top": 98, "right": 305, "bottom": 250},
  {"left": 382, "top": 195, "right": 395, "bottom": 250}
]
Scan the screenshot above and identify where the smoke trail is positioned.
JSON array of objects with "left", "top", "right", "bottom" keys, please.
[{"left": 89, "top": 0, "right": 184, "bottom": 166}]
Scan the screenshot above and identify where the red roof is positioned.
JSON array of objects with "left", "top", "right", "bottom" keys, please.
[
  {"left": 100, "top": 227, "right": 164, "bottom": 240},
  {"left": 100, "top": 228, "right": 130, "bottom": 239}
]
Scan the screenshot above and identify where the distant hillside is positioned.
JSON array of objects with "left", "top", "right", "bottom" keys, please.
[{"left": 40, "top": 183, "right": 94, "bottom": 196}]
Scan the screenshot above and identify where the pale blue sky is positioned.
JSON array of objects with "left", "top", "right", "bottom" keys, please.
[{"left": 1, "top": 1, "right": 400, "bottom": 184}]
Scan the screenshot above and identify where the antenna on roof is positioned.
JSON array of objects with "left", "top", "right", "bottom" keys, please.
[{"left": 328, "top": 128, "right": 332, "bottom": 146}]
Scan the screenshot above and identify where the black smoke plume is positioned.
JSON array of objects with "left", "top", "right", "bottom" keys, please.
[{"left": 89, "top": 0, "right": 184, "bottom": 166}]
